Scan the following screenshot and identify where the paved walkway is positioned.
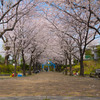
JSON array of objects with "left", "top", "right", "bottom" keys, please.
[
  {"left": 0, "top": 72, "right": 100, "bottom": 97},
  {"left": 0, "top": 96, "right": 100, "bottom": 100}
]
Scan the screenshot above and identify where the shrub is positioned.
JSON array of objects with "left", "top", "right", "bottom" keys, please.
[
  {"left": 0, "top": 64, "right": 14, "bottom": 73},
  {"left": 0, "top": 64, "right": 21, "bottom": 74},
  {"left": 20, "top": 64, "right": 29, "bottom": 70},
  {"left": 73, "top": 59, "right": 78, "bottom": 65},
  {"left": 16, "top": 66, "right": 21, "bottom": 71},
  {"left": 0, "top": 55, "right": 5, "bottom": 64},
  {"left": 73, "top": 60, "right": 100, "bottom": 75},
  {"left": 84, "top": 60, "right": 100, "bottom": 74},
  {"left": 50, "top": 66, "right": 54, "bottom": 71},
  {"left": 97, "top": 45, "right": 100, "bottom": 57},
  {"left": 72, "top": 65, "right": 80, "bottom": 73}
]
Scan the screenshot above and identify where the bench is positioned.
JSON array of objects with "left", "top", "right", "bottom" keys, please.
[{"left": 90, "top": 69, "right": 100, "bottom": 78}]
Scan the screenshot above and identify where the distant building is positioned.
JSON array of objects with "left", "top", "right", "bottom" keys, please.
[{"left": 84, "top": 45, "right": 100, "bottom": 60}]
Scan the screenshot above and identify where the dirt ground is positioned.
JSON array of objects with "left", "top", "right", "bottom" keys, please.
[{"left": 0, "top": 72, "right": 100, "bottom": 97}]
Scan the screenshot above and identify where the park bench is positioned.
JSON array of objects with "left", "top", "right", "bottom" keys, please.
[
  {"left": 90, "top": 69, "right": 100, "bottom": 78},
  {"left": 34, "top": 70, "right": 40, "bottom": 74}
]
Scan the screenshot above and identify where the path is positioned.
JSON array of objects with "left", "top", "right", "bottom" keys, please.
[
  {"left": 0, "top": 72, "right": 100, "bottom": 98},
  {"left": 0, "top": 96, "right": 100, "bottom": 100}
]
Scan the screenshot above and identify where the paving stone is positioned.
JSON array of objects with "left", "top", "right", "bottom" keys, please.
[{"left": 0, "top": 96, "right": 100, "bottom": 100}]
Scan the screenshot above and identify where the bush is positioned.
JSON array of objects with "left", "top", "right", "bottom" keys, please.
[
  {"left": 73, "top": 59, "right": 78, "bottom": 65},
  {"left": 0, "top": 64, "right": 14, "bottom": 73},
  {"left": 97, "top": 45, "right": 100, "bottom": 57},
  {"left": 20, "top": 64, "right": 29, "bottom": 70},
  {"left": 69, "top": 65, "right": 80, "bottom": 74},
  {"left": 72, "top": 60, "right": 100, "bottom": 75},
  {"left": 0, "top": 64, "right": 21, "bottom": 74},
  {"left": 84, "top": 60, "right": 100, "bottom": 74},
  {"left": 16, "top": 66, "right": 21, "bottom": 71},
  {"left": 49, "top": 66, "right": 54, "bottom": 71},
  {"left": 0, "top": 55, "right": 5, "bottom": 64},
  {"left": 61, "top": 65, "right": 67, "bottom": 71}
]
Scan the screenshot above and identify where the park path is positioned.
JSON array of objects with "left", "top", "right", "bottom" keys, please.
[{"left": 0, "top": 72, "right": 100, "bottom": 97}]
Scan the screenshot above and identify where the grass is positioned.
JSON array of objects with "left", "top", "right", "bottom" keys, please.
[{"left": 43, "top": 96, "right": 50, "bottom": 100}]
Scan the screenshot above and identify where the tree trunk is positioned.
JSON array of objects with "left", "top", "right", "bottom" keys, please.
[
  {"left": 36, "top": 61, "right": 38, "bottom": 70},
  {"left": 69, "top": 58, "right": 73, "bottom": 76},
  {"left": 65, "top": 58, "right": 68, "bottom": 75},
  {"left": 32, "top": 62, "right": 35, "bottom": 73},
  {"left": 80, "top": 55, "right": 84, "bottom": 76},
  {"left": 14, "top": 59, "right": 17, "bottom": 77},
  {"left": 22, "top": 50, "right": 26, "bottom": 76},
  {"left": 28, "top": 56, "right": 32, "bottom": 75},
  {"left": 5, "top": 55, "right": 9, "bottom": 65},
  {"left": 5, "top": 45, "right": 10, "bottom": 65}
]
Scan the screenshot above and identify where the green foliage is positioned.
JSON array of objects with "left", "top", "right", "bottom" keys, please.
[
  {"left": 73, "top": 60, "right": 100, "bottom": 75},
  {"left": 85, "top": 49, "right": 92, "bottom": 55},
  {"left": 0, "top": 64, "right": 13, "bottom": 73},
  {"left": 61, "top": 65, "right": 66, "bottom": 71},
  {"left": 85, "top": 49, "right": 93, "bottom": 59},
  {"left": 72, "top": 65, "right": 80, "bottom": 73},
  {"left": 73, "top": 65, "right": 80, "bottom": 69},
  {"left": 0, "top": 64, "right": 21, "bottom": 74},
  {"left": 97, "top": 45, "right": 100, "bottom": 57},
  {"left": 61, "top": 66, "right": 64, "bottom": 70},
  {"left": 83, "top": 60, "right": 100, "bottom": 74},
  {"left": 50, "top": 66, "right": 54, "bottom": 71},
  {"left": 55, "top": 64, "right": 66, "bottom": 72},
  {"left": 44, "top": 65, "right": 48, "bottom": 68},
  {"left": 73, "top": 59, "right": 78, "bottom": 65},
  {"left": 20, "top": 64, "right": 29, "bottom": 70},
  {"left": 43, "top": 96, "right": 50, "bottom": 100},
  {"left": 0, "top": 55, "right": 5, "bottom": 64},
  {"left": 16, "top": 66, "right": 21, "bottom": 72}
]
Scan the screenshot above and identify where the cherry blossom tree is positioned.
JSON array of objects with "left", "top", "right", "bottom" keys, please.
[
  {"left": 2, "top": 0, "right": 100, "bottom": 76},
  {"left": 41, "top": 3, "right": 98, "bottom": 76},
  {"left": 45, "top": 0, "right": 100, "bottom": 35},
  {"left": 0, "top": 0, "right": 22, "bottom": 39},
  {"left": 59, "top": 35, "right": 77, "bottom": 75},
  {"left": 4, "top": 15, "right": 37, "bottom": 75},
  {"left": 5, "top": 14, "right": 51, "bottom": 76},
  {"left": 0, "top": 0, "right": 41, "bottom": 39},
  {"left": 0, "top": 0, "right": 40, "bottom": 65}
]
